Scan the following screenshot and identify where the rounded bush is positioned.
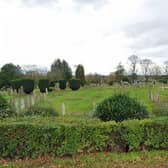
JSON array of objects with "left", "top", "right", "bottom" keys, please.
[
  {"left": 11, "top": 79, "right": 23, "bottom": 93},
  {"left": 69, "top": 79, "right": 80, "bottom": 91},
  {"left": 38, "top": 79, "right": 49, "bottom": 93},
  {"left": 0, "top": 94, "right": 13, "bottom": 119},
  {"left": 59, "top": 80, "right": 66, "bottom": 90},
  {"left": 95, "top": 94, "right": 148, "bottom": 122},
  {"left": 22, "top": 79, "right": 34, "bottom": 94}
]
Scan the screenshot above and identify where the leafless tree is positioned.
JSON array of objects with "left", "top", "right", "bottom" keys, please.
[
  {"left": 128, "top": 55, "right": 139, "bottom": 74},
  {"left": 128, "top": 55, "right": 139, "bottom": 82},
  {"left": 140, "top": 59, "right": 152, "bottom": 82},
  {"left": 164, "top": 61, "right": 168, "bottom": 75},
  {"left": 150, "top": 63, "right": 162, "bottom": 79}
]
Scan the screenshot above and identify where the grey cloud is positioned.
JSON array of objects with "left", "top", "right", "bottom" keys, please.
[
  {"left": 125, "top": 0, "right": 168, "bottom": 60},
  {"left": 140, "top": 47, "right": 168, "bottom": 63},
  {"left": 74, "top": 0, "right": 108, "bottom": 9},
  {"left": 127, "top": 24, "right": 168, "bottom": 49},
  {"left": 21, "top": 0, "right": 58, "bottom": 7}
]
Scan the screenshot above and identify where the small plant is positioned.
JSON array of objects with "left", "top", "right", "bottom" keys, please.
[
  {"left": 0, "top": 94, "right": 13, "bottom": 119},
  {"left": 38, "top": 79, "right": 49, "bottom": 93},
  {"left": 94, "top": 93, "right": 148, "bottom": 122},
  {"left": 24, "top": 106, "right": 58, "bottom": 117},
  {"left": 22, "top": 79, "right": 34, "bottom": 94},
  {"left": 69, "top": 79, "right": 80, "bottom": 91},
  {"left": 59, "top": 80, "right": 66, "bottom": 90}
]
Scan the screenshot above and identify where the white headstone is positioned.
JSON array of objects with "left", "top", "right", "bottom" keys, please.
[
  {"left": 20, "top": 98, "right": 25, "bottom": 111},
  {"left": 31, "top": 95, "right": 35, "bottom": 106},
  {"left": 45, "top": 88, "right": 48, "bottom": 95},
  {"left": 62, "top": 103, "right": 65, "bottom": 116}
]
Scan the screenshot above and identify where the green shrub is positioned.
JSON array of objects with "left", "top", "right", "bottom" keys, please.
[
  {"left": 49, "top": 81, "right": 55, "bottom": 87},
  {"left": 48, "top": 88, "right": 54, "bottom": 92},
  {"left": 22, "top": 79, "right": 34, "bottom": 94},
  {"left": 38, "top": 79, "right": 49, "bottom": 93},
  {"left": 0, "top": 94, "right": 13, "bottom": 119},
  {"left": 59, "top": 80, "right": 66, "bottom": 90},
  {"left": 0, "top": 117, "right": 167, "bottom": 158},
  {"left": 24, "top": 106, "right": 58, "bottom": 117},
  {"left": 108, "top": 81, "right": 114, "bottom": 86},
  {"left": 69, "top": 79, "right": 80, "bottom": 91},
  {"left": 94, "top": 94, "right": 148, "bottom": 122},
  {"left": 158, "top": 79, "right": 167, "bottom": 84},
  {"left": 11, "top": 79, "right": 23, "bottom": 93}
]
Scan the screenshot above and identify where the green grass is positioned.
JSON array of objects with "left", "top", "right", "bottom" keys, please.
[
  {"left": 36, "top": 85, "right": 168, "bottom": 117},
  {"left": 0, "top": 151, "right": 167, "bottom": 168},
  {"left": 5, "top": 85, "right": 168, "bottom": 118}
]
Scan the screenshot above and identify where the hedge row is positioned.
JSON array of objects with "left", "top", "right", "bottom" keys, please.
[
  {"left": 0, "top": 117, "right": 167, "bottom": 158},
  {"left": 38, "top": 79, "right": 49, "bottom": 93}
]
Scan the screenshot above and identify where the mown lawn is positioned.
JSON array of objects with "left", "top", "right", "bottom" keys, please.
[
  {"left": 0, "top": 151, "right": 167, "bottom": 168},
  {"left": 37, "top": 85, "right": 168, "bottom": 117}
]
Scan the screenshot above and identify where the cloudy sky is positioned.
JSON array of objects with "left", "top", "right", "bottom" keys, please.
[{"left": 0, "top": 0, "right": 168, "bottom": 74}]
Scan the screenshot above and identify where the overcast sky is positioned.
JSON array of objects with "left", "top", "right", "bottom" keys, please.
[{"left": 0, "top": 0, "right": 168, "bottom": 74}]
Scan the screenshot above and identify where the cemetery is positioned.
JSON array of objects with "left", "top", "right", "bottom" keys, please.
[{"left": 0, "top": 77, "right": 168, "bottom": 167}]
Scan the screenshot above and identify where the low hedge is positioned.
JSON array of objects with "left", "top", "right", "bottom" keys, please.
[
  {"left": 69, "top": 79, "right": 80, "bottom": 91},
  {"left": 0, "top": 117, "right": 167, "bottom": 158},
  {"left": 59, "top": 80, "right": 66, "bottom": 90},
  {"left": 38, "top": 79, "right": 49, "bottom": 93},
  {"left": 22, "top": 79, "right": 34, "bottom": 94},
  {"left": 11, "top": 79, "right": 23, "bottom": 93}
]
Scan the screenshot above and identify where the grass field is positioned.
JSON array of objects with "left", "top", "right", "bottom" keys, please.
[
  {"left": 0, "top": 151, "right": 167, "bottom": 168},
  {"left": 37, "top": 85, "right": 168, "bottom": 117}
]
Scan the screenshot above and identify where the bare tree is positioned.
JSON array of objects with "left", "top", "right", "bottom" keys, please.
[
  {"left": 128, "top": 55, "right": 139, "bottom": 82},
  {"left": 22, "top": 65, "right": 48, "bottom": 80},
  {"left": 128, "top": 55, "right": 139, "bottom": 74},
  {"left": 140, "top": 59, "right": 152, "bottom": 82},
  {"left": 164, "top": 61, "right": 168, "bottom": 75},
  {"left": 150, "top": 63, "right": 162, "bottom": 80}
]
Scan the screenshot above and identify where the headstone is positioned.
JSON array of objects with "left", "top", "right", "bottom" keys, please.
[
  {"left": 10, "top": 88, "right": 13, "bottom": 95},
  {"left": 26, "top": 96, "right": 30, "bottom": 108},
  {"left": 20, "top": 98, "right": 25, "bottom": 111},
  {"left": 14, "top": 99, "right": 19, "bottom": 113},
  {"left": 31, "top": 95, "right": 35, "bottom": 106},
  {"left": 45, "top": 88, "right": 48, "bottom": 95},
  {"left": 62, "top": 103, "right": 65, "bottom": 116}
]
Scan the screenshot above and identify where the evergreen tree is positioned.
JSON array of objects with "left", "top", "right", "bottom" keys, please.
[
  {"left": 115, "top": 62, "right": 125, "bottom": 82},
  {"left": 0, "top": 63, "right": 22, "bottom": 88},
  {"left": 75, "top": 64, "right": 85, "bottom": 86},
  {"left": 48, "top": 59, "right": 72, "bottom": 81}
]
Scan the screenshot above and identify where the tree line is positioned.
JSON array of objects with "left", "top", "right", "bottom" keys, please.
[
  {"left": 0, "top": 59, "right": 85, "bottom": 89},
  {"left": 0, "top": 55, "right": 168, "bottom": 89}
]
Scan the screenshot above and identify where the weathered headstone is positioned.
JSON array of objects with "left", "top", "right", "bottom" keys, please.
[{"left": 62, "top": 103, "right": 65, "bottom": 116}]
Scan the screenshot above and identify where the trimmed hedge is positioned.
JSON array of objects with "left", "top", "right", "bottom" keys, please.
[
  {"left": 0, "top": 117, "right": 167, "bottom": 158},
  {"left": 11, "top": 79, "right": 23, "bottom": 93},
  {"left": 69, "top": 79, "right": 80, "bottom": 91},
  {"left": 0, "top": 94, "right": 13, "bottom": 119},
  {"left": 22, "top": 79, "right": 34, "bottom": 94},
  {"left": 59, "top": 80, "right": 66, "bottom": 90},
  {"left": 38, "top": 79, "right": 49, "bottom": 93}
]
